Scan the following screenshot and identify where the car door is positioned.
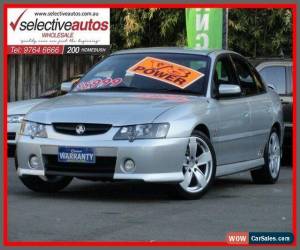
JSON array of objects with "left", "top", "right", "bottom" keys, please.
[
  {"left": 231, "top": 55, "right": 272, "bottom": 160},
  {"left": 211, "top": 55, "right": 253, "bottom": 165},
  {"left": 284, "top": 65, "right": 292, "bottom": 129},
  {"left": 259, "top": 64, "right": 292, "bottom": 129}
]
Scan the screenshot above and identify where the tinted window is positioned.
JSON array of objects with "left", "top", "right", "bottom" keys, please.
[
  {"left": 248, "top": 64, "right": 266, "bottom": 93},
  {"left": 259, "top": 66, "right": 286, "bottom": 94},
  {"left": 74, "top": 53, "right": 210, "bottom": 95},
  {"left": 213, "top": 56, "right": 237, "bottom": 85},
  {"left": 286, "top": 66, "right": 292, "bottom": 94},
  {"left": 232, "top": 57, "right": 258, "bottom": 96}
]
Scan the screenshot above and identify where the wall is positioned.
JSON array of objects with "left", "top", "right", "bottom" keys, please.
[{"left": 8, "top": 55, "right": 100, "bottom": 102}]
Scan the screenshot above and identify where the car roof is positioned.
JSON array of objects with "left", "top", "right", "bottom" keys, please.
[
  {"left": 249, "top": 58, "right": 292, "bottom": 67},
  {"left": 112, "top": 47, "right": 238, "bottom": 57},
  {"left": 254, "top": 60, "right": 292, "bottom": 71}
]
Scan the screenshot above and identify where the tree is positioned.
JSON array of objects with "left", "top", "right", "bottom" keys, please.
[
  {"left": 110, "top": 8, "right": 292, "bottom": 58},
  {"left": 111, "top": 8, "right": 186, "bottom": 50},
  {"left": 110, "top": 9, "right": 127, "bottom": 52},
  {"left": 228, "top": 8, "right": 292, "bottom": 58}
]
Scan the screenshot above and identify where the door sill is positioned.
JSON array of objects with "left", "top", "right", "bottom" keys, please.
[{"left": 216, "top": 158, "right": 264, "bottom": 177}]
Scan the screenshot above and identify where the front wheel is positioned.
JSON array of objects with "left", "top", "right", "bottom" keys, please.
[
  {"left": 251, "top": 128, "right": 281, "bottom": 184},
  {"left": 176, "top": 131, "right": 216, "bottom": 199},
  {"left": 19, "top": 175, "right": 73, "bottom": 193}
]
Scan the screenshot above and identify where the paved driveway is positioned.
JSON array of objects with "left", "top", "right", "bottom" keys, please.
[{"left": 8, "top": 158, "right": 292, "bottom": 242}]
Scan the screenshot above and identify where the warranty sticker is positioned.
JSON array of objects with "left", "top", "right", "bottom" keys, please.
[{"left": 127, "top": 57, "right": 205, "bottom": 89}]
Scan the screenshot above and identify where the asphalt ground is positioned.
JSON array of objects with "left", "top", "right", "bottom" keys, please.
[{"left": 8, "top": 158, "right": 292, "bottom": 242}]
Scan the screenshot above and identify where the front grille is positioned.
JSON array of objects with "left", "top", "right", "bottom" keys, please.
[
  {"left": 8, "top": 132, "right": 16, "bottom": 140},
  {"left": 52, "top": 123, "right": 112, "bottom": 136},
  {"left": 43, "top": 154, "right": 116, "bottom": 178}
]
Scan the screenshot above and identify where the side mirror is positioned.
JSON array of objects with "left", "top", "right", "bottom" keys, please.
[
  {"left": 267, "top": 84, "right": 277, "bottom": 91},
  {"left": 60, "top": 81, "right": 73, "bottom": 92},
  {"left": 218, "top": 84, "right": 241, "bottom": 97}
]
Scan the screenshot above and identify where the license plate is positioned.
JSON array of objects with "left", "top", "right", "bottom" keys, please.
[{"left": 58, "top": 147, "right": 95, "bottom": 164}]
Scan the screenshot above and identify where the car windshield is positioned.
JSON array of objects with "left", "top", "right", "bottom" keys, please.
[{"left": 73, "top": 53, "right": 210, "bottom": 95}]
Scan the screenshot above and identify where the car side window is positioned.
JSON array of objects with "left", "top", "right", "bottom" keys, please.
[
  {"left": 259, "top": 66, "right": 286, "bottom": 95},
  {"left": 232, "top": 57, "right": 258, "bottom": 96},
  {"left": 213, "top": 57, "right": 237, "bottom": 85},
  {"left": 248, "top": 64, "right": 266, "bottom": 94},
  {"left": 286, "top": 66, "right": 292, "bottom": 95},
  {"left": 212, "top": 56, "right": 238, "bottom": 97}
]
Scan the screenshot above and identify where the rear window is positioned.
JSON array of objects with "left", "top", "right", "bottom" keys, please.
[
  {"left": 259, "top": 66, "right": 286, "bottom": 94},
  {"left": 286, "top": 66, "right": 292, "bottom": 94}
]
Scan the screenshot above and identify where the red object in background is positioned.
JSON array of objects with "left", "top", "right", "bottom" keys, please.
[{"left": 2, "top": 3, "right": 297, "bottom": 247}]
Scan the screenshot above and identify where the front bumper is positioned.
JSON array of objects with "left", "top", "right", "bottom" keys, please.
[{"left": 16, "top": 132, "right": 188, "bottom": 183}]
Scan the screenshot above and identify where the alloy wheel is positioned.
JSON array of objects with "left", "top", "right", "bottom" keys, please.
[
  {"left": 268, "top": 132, "right": 281, "bottom": 178},
  {"left": 180, "top": 137, "right": 213, "bottom": 193}
]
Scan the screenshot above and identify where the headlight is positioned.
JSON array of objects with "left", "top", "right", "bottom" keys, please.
[
  {"left": 114, "top": 123, "right": 169, "bottom": 141},
  {"left": 8, "top": 114, "right": 24, "bottom": 123},
  {"left": 20, "top": 121, "right": 48, "bottom": 138}
]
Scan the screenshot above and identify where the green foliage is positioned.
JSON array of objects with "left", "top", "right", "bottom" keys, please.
[
  {"left": 110, "top": 9, "right": 127, "bottom": 52},
  {"left": 110, "top": 8, "right": 186, "bottom": 51},
  {"left": 228, "top": 8, "right": 292, "bottom": 57},
  {"left": 110, "top": 8, "right": 292, "bottom": 57}
]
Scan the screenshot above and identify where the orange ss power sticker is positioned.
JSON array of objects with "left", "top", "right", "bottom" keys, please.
[{"left": 127, "top": 57, "right": 205, "bottom": 89}]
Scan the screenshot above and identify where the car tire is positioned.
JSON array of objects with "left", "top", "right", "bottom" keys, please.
[
  {"left": 19, "top": 175, "right": 73, "bottom": 193},
  {"left": 282, "top": 146, "right": 292, "bottom": 166},
  {"left": 251, "top": 128, "right": 281, "bottom": 184},
  {"left": 176, "top": 131, "right": 216, "bottom": 199}
]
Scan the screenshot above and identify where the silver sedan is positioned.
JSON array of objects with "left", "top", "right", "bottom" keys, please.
[{"left": 15, "top": 48, "right": 283, "bottom": 199}]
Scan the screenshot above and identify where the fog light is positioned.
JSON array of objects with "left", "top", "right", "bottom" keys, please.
[
  {"left": 29, "top": 155, "right": 40, "bottom": 169},
  {"left": 123, "top": 159, "right": 136, "bottom": 173}
]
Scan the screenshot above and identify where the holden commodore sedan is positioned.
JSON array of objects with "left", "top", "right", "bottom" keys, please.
[{"left": 16, "top": 48, "right": 283, "bottom": 199}]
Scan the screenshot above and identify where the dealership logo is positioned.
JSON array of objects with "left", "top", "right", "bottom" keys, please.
[
  {"left": 8, "top": 8, "right": 110, "bottom": 48},
  {"left": 9, "top": 9, "right": 109, "bottom": 32},
  {"left": 10, "top": 9, "right": 27, "bottom": 31},
  {"left": 75, "top": 124, "right": 86, "bottom": 135}
]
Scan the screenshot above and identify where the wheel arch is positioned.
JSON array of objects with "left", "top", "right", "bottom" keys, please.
[
  {"left": 272, "top": 122, "right": 281, "bottom": 142},
  {"left": 193, "top": 123, "right": 210, "bottom": 139}
]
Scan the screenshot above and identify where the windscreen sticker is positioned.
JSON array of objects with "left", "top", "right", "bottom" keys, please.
[
  {"left": 74, "top": 78, "right": 123, "bottom": 91},
  {"left": 127, "top": 57, "right": 205, "bottom": 89}
]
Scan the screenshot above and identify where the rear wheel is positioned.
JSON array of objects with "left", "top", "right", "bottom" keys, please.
[
  {"left": 251, "top": 128, "right": 281, "bottom": 184},
  {"left": 19, "top": 175, "right": 73, "bottom": 193},
  {"left": 176, "top": 131, "right": 216, "bottom": 199}
]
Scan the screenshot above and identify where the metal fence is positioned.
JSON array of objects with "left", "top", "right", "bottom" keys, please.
[{"left": 8, "top": 55, "right": 100, "bottom": 102}]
